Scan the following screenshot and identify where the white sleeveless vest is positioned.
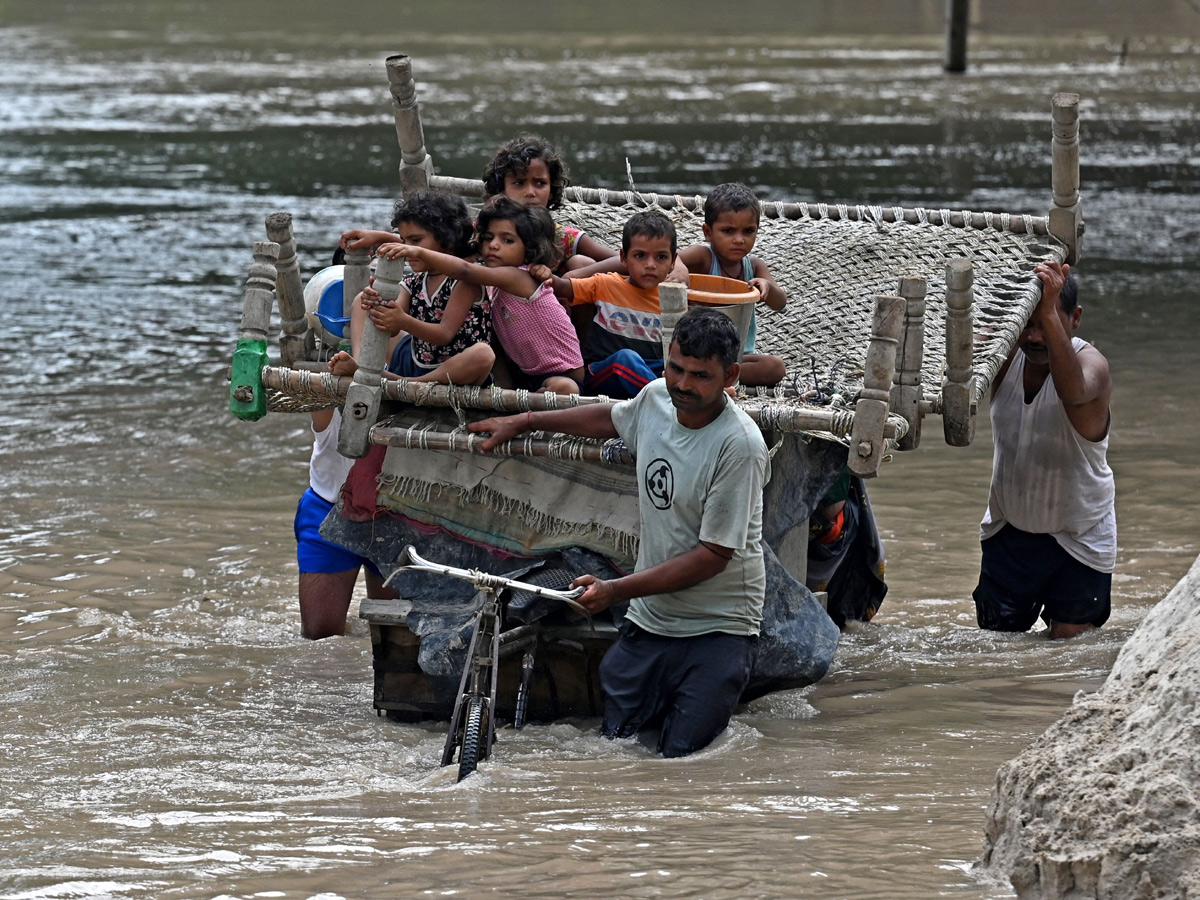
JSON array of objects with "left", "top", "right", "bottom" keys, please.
[
  {"left": 980, "top": 337, "right": 1116, "bottom": 573},
  {"left": 309, "top": 409, "right": 355, "bottom": 504}
]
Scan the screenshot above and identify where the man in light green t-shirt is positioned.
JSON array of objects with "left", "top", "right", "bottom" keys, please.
[{"left": 469, "top": 308, "right": 770, "bottom": 757}]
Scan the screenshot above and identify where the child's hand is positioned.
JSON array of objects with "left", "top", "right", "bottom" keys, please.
[
  {"left": 750, "top": 276, "right": 787, "bottom": 311},
  {"left": 340, "top": 229, "right": 374, "bottom": 251},
  {"left": 367, "top": 301, "right": 405, "bottom": 335},
  {"left": 358, "top": 285, "right": 391, "bottom": 310},
  {"left": 377, "top": 242, "right": 415, "bottom": 261},
  {"left": 528, "top": 263, "right": 554, "bottom": 283},
  {"left": 328, "top": 351, "right": 358, "bottom": 377},
  {"left": 665, "top": 258, "right": 690, "bottom": 284},
  {"left": 340, "top": 228, "right": 398, "bottom": 252}
]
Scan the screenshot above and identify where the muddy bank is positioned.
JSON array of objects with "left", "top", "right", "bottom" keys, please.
[{"left": 980, "top": 553, "right": 1200, "bottom": 899}]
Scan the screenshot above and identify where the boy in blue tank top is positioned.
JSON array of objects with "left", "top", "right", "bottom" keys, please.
[{"left": 678, "top": 183, "right": 787, "bottom": 387}]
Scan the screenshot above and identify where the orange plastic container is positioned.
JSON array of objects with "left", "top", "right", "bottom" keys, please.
[
  {"left": 685, "top": 274, "right": 759, "bottom": 356},
  {"left": 685, "top": 273, "right": 759, "bottom": 307}
]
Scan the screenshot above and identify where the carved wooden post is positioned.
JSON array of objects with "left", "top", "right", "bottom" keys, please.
[
  {"left": 890, "top": 275, "right": 927, "bottom": 451},
  {"left": 229, "top": 241, "right": 279, "bottom": 422},
  {"left": 342, "top": 247, "right": 371, "bottom": 354},
  {"left": 387, "top": 54, "right": 434, "bottom": 194},
  {"left": 1049, "top": 91, "right": 1083, "bottom": 264},
  {"left": 942, "top": 259, "right": 976, "bottom": 447},
  {"left": 658, "top": 282, "right": 689, "bottom": 356},
  {"left": 848, "top": 295, "right": 905, "bottom": 478},
  {"left": 338, "top": 256, "right": 402, "bottom": 458},
  {"left": 944, "top": 0, "right": 969, "bottom": 73},
  {"left": 264, "top": 212, "right": 310, "bottom": 366}
]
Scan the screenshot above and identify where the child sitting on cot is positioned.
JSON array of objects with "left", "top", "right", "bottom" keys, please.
[
  {"left": 532, "top": 210, "right": 677, "bottom": 399},
  {"left": 337, "top": 191, "right": 470, "bottom": 360},
  {"left": 677, "top": 182, "right": 788, "bottom": 387},
  {"left": 482, "top": 134, "right": 617, "bottom": 274},
  {"left": 329, "top": 190, "right": 494, "bottom": 386},
  {"left": 379, "top": 195, "right": 584, "bottom": 395}
]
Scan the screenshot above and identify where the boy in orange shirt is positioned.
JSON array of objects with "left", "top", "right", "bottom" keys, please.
[{"left": 533, "top": 210, "right": 676, "bottom": 398}]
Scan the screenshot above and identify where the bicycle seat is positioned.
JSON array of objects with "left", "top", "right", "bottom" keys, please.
[{"left": 506, "top": 565, "right": 578, "bottom": 625}]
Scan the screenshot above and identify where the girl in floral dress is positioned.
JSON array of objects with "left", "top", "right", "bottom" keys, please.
[
  {"left": 380, "top": 196, "right": 584, "bottom": 395},
  {"left": 331, "top": 190, "right": 494, "bottom": 386}
]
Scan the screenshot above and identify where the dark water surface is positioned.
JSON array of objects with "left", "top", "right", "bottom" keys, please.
[{"left": 2, "top": 2, "right": 1199, "bottom": 898}]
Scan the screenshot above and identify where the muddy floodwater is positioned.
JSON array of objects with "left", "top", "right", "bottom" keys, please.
[{"left": 1, "top": 2, "right": 1198, "bottom": 898}]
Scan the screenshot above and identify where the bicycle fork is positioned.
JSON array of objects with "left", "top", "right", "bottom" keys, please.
[{"left": 441, "top": 588, "right": 502, "bottom": 774}]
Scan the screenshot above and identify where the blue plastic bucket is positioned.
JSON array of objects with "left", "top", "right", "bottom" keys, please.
[{"left": 304, "top": 265, "right": 350, "bottom": 344}]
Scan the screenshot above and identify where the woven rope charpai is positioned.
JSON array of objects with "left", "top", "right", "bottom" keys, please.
[
  {"left": 265, "top": 194, "right": 1062, "bottom": 417},
  {"left": 554, "top": 196, "right": 1064, "bottom": 399}
]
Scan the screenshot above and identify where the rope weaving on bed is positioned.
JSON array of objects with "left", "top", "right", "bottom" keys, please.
[{"left": 553, "top": 191, "right": 1065, "bottom": 400}]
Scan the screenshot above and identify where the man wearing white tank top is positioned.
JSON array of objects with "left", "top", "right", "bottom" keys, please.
[{"left": 973, "top": 261, "right": 1115, "bottom": 639}]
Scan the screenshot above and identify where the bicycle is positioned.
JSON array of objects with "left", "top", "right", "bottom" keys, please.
[{"left": 389, "top": 545, "right": 596, "bottom": 781}]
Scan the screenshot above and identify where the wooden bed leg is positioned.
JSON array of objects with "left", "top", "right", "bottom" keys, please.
[
  {"left": 229, "top": 241, "right": 279, "bottom": 421},
  {"left": 891, "top": 275, "right": 927, "bottom": 451},
  {"left": 942, "top": 259, "right": 976, "bottom": 447},
  {"left": 342, "top": 247, "right": 371, "bottom": 351},
  {"left": 338, "top": 256, "right": 403, "bottom": 458},
  {"left": 265, "top": 212, "right": 311, "bottom": 366},
  {"left": 777, "top": 525, "right": 811, "bottom": 592},
  {"left": 1050, "top": 92, "right": 1084, "bottom": 264},
  {"left": 387, "top": 54, "right": 434, "bottom": 193},
  {"left": 849, "top": 294, "right": 905, "bottom": 478},
  {"left": 657, "top": 282, "right": 688, "bottom": 356}
]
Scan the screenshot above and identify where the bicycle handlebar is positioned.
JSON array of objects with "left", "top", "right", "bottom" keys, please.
[{"left": 388, "top": 545, "right": 592, "bottom": 621}]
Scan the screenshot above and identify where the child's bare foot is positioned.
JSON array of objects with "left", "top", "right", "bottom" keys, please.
[{"left": 329, "top": 351, "right": 358, "bottom": 377}]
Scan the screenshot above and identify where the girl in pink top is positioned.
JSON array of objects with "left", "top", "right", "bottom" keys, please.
[{"left": 380, "top": 196, "right": 584, "bottom": 395}]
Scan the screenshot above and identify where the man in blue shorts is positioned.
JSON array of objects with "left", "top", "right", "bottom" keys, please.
[
  {"left": 470, "top": 308, "right": 770, "bottom": 756},
  {"left": 973, "top": 261, "right": 1115, "bottom": 639}
]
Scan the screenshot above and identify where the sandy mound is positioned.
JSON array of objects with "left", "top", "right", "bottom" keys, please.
[{"left": 979, "top": 553, "right": 1200, "bottom": 900}]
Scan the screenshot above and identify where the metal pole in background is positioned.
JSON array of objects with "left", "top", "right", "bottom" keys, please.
[{"left": 945, "top": 0, "right": 969, "bottom": 73}]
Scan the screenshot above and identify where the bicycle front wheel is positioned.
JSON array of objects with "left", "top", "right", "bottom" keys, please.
[{"left": 457, "top": 695, "right": 488, "bottom": 781}]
